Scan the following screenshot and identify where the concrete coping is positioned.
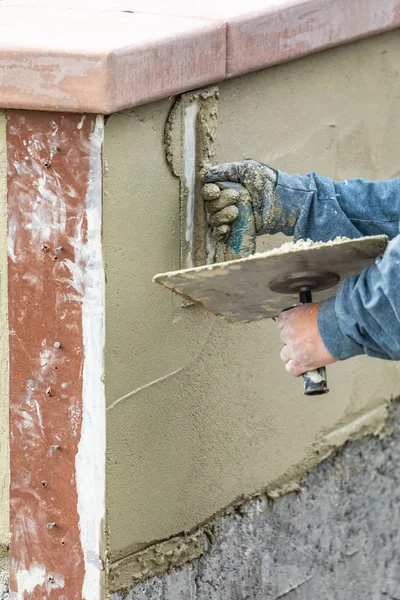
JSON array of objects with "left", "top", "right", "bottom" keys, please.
[{"left": 1, "top": 0, "right": 400, "bottom": 114}]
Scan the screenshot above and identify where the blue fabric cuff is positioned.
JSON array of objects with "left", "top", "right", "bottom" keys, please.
[
  {"left": 276, "top": 169, "right": 317, "bottom": 192},
  {"left": 266, "top": 170, "right": 315, "bottom": 236},
  {"left": 318, "top": 297, "right": 364, "bottom": 361}
]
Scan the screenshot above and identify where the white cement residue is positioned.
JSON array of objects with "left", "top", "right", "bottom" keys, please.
[
  {"left": 75, "top": 115, "right": 105, "bottom": 600},
  {"left": 16, "top": 564, "right": 46, "bottom": 598},
  {"left": 107, "top": 366, "right": 185, "bottom": 412},
  {"left": 183, "top": 102, "right": 197, "bottom": 269},
  {"left": 15, "top": 562, "right": 65, "bottom": 599}
]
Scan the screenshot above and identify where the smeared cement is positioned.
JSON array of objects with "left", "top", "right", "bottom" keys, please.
[
  {"left": 0, "top": 112, "right": 8, "bottom": 548},
  {"left": 112, "top": 399, "right": 400, "bottom": 599},
  {"left": 165, "top": 87, "right": 223, "bottom": 270},
  {"left": 103, "top": 30, "right": 400, "bottom": 580}
]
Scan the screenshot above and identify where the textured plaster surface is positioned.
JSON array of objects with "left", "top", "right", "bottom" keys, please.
[
  {"left": 104, "top": 30, "right": 400, "bottom": 570},
  {"left": 0, "top": 113, "right": 8, "bottom": 548},
  {"left": 112, "top": 400, "right": 400, "bottom": 600}
]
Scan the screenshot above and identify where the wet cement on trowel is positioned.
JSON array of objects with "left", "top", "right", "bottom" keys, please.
[{"left": 154, "top": 235, "right": 388, "bottom": 322}]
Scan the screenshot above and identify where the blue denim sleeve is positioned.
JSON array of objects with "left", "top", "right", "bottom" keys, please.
[{"left": 272, "top": 170, "right": 400, "bottom": 361}]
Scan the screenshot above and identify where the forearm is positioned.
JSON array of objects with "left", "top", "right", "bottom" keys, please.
[
  {"left": 264, "top": 170, "right": 400, "bottom": 242},
  {"left": 318, "top": 235, "right": 400, "bottom": 361}
]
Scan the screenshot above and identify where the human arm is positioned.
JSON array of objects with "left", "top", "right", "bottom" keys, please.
[
  {"left": 204, "top": 161, "right": 400, "bottom": 366},
  {"left": 278, "top": 235, "right": 400, "bottom": 371},
  {"left": 319, "top": 234, "right": 400, "bottom": 361},
  {"left": 203, "top": 160, "right": 400, "bottom": 242}
]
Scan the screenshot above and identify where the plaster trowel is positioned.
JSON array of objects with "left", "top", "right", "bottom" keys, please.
[{"left": 154, "top": 183, "right": 388, "bottom": 396}]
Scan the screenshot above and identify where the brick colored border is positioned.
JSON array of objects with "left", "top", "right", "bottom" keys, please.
[
  {"left": 0, "top": 0, "right": 399, "bottom": 113},
  {"left": 7, "top": 111, "right": 105, "bottom": 599},
  {"left": 0, "top": 112, "right": 8, "bottom": 548}
]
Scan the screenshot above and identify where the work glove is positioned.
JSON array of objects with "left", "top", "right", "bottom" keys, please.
[
  {"left": 201, "top": 182, "right": 241, "bottom": 242},
  {"left": 202, "top": 159, "right": 278, "bottom": 235}
]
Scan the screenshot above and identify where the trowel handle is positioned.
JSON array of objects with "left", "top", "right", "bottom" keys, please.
[
  {"left": 299, "top": 289, "right": 329, "bottom": 396},
  {"left": 302, "top": 367, "right": 328, "bottom": 396},
  {"left": 216, "top": 181, "right": 256, "bottom": 260}
]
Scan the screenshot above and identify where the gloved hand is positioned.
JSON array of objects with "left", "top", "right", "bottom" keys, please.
[
  {"left": 202, "top": 159, "right": 277, "bottom": 234},
  {"left": 201, "top": 182, "right": 241, "bottom": 243}
]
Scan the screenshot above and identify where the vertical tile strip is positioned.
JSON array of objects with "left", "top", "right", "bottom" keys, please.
[
  {"left": 0, "top": 111, "right": 9, "bottom": 550},
  {"left": 7, "top": 111, "right": 105, "bottom": 599}
]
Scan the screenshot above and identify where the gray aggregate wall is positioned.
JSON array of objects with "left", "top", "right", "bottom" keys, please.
[
  {"left": 113, "top": 401, "right": 400, "bottom": 600},
  {"left": 0, "top": 554, "right": 8, "bottom": 600}
]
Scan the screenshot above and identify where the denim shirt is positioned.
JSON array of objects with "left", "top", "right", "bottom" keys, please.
[{"left": 270, "top": 171, "right": 400, "bottom": 362}]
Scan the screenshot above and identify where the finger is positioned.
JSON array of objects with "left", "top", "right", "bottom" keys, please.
[
  {"left": 202, "top": 183, "right": 221, "bottom": 201},
  {"left": 206, "top": 189, "right": 240, "bottom": 214},
  {"left": 215, "top": 224, "right": 230, "bottom": 242},
  {"left": 279, "top": 326, "right": 291, "bottom": 345},
  {"left": 276, "top": 311, "right": 289, "bottom": 329},
  {"left": 285, "top": 360, "right": 303, "bottom": 377},
  {"left": 209, "top": 205, "right": 239, "bottom": 227},
  {"left": 202, "top": 162, "right": 243, "bottom": 183},
  {"left": 280, "top": 345, "right": 292, "bottom": 364},
  {"left": 279, "top": 328, "right": 289, "bottom": 346}
]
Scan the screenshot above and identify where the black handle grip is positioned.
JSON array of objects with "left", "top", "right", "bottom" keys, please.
[
  {"left": 302, "top": 367, "right": 329, "bottom": 395},
  {"left": 299, "top": 289, "right": 329, "bottom": 396}
]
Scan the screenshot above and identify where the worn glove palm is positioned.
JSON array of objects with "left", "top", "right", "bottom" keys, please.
[{"left": 202, "top": 159, "right": 277, "bottom": 234}]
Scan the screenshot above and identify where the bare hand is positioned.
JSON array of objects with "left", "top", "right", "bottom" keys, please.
[{"left": 277, "top": 303, "right": 336, "bottom": 376}]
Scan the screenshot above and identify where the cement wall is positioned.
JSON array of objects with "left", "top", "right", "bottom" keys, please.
[
  {"left": 103, "top": 29, "right": 400, "bottom": 578},
  {"left": 112, "top": 400, "right": 400, "bottom": 600},
  {"left": 0, "top": 111, "right": 8, "bottom": 549}
]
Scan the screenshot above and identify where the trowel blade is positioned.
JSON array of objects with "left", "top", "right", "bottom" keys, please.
[{"left": 153, "top": 236, "right": 388, "bottom": 323}]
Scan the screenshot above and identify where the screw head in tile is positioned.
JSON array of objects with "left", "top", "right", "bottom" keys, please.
[
  {"left": 54, "top": 341, "right": 61, "bottom": 349},
  {"left": 50, "top": 445, "right": 60, "bottom": 453},
  {"left": 46, "top": 522, "right": 56, "bottom": 529}
]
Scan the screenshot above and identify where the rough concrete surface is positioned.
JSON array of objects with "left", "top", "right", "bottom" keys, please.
[
  {"left": 0, "top": 551, "right": 8, "bottom": 600},
  {"left": 112, "top": 401, "right": 400, "bottom": 600},
  {"left": 104, "top": 29, "right": 400, "bottom": 566}
]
